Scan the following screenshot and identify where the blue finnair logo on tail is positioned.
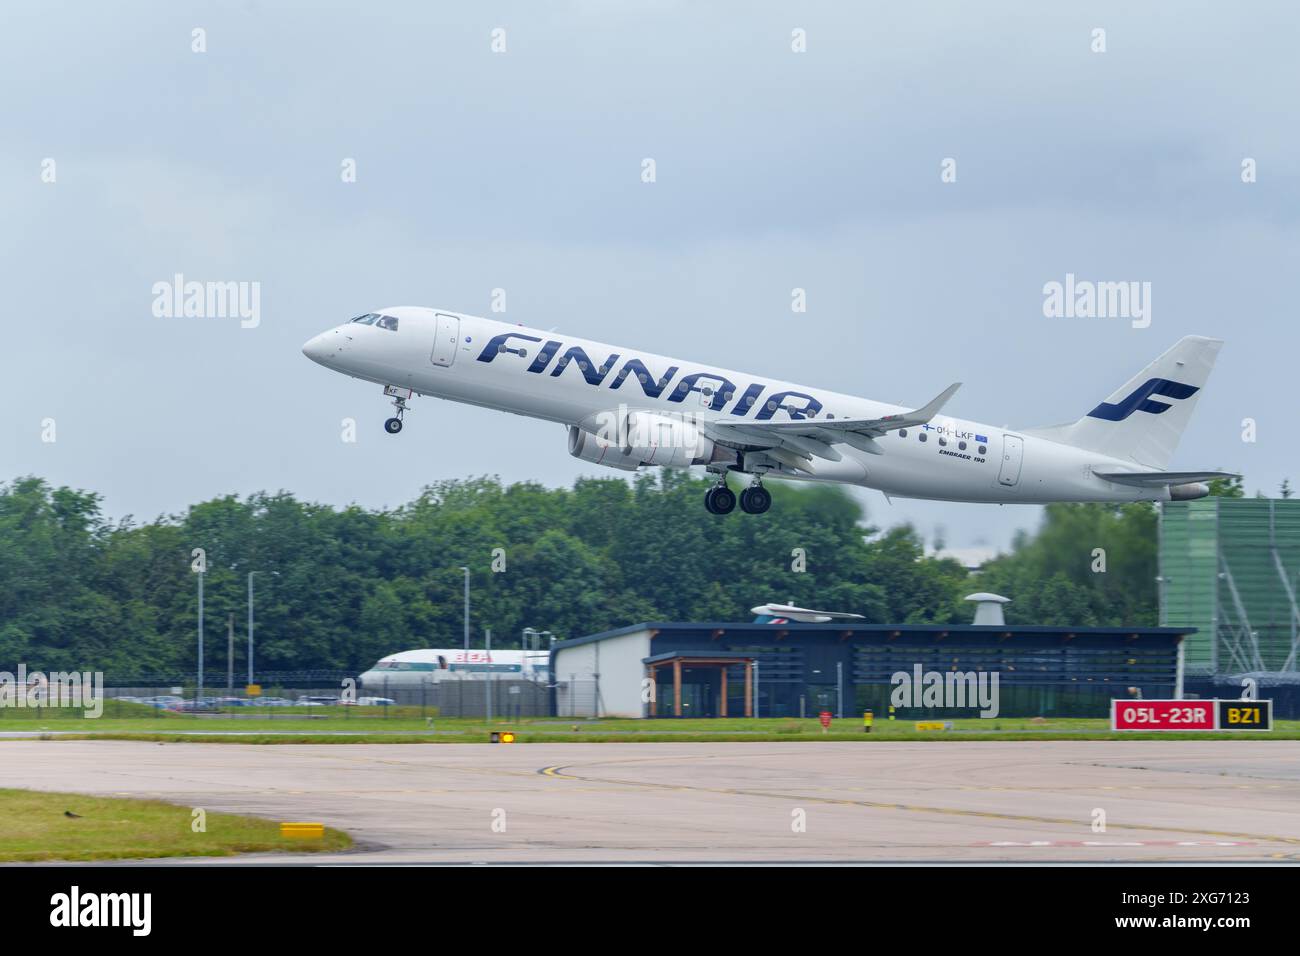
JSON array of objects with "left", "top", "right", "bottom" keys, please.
[{"left": 1087, "top": 378, "right": 1199, "bottom": 421}]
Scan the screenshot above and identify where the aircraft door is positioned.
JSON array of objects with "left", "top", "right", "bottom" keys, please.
[
  {"left": 430, "top": 313, "right": 460, "bottom": 367},
  {"left": 997, "top": 434, "right": 1024, "bottom": 486}
]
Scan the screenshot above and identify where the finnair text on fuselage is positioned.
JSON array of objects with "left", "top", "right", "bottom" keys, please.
[{"left": 476, "top": 328, "right": 827, "bottom": 420}]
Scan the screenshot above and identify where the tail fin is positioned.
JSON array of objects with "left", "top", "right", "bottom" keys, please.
[{"left": 1027, "top": 336, "right": 1222, "bottom": 468}]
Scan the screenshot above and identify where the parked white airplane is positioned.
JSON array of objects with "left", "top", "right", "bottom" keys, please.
[
  {"left": 359, "top": 649, "right": 550, "bottom": 692},
  {"left": 303, "top": 308, "right": 1233, "bottom": 514}
]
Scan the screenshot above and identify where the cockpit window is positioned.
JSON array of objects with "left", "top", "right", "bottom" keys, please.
[
  {"left": 351, "top": 313, "right": 379, "bottom": 324},
  {"left": 377, "top": 315, "right": 398, "bottom": 331}
]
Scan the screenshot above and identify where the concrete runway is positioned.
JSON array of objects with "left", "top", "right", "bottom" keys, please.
[{"left": 3, "top": 739, "right": 1299, "bottom": 863}]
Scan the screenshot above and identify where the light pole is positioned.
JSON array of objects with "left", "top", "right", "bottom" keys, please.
[
  {"left": 248, "top": 570, "right": 278, "bottom": 686},
  {"left": 459, "top": 566, "right": 470, "bottom": 651},
  {"left": 522, "top": 628, "right": 554, "bottom": 651},
  {"left": 196, "top": 565, "right": 204, "bottom": 705},
  {"left": 836, "top": 661, "right": 843, "bottom": 719}
]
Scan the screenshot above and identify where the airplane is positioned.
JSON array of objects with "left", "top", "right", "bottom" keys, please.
[
  {"left": 358, "top": 648, "right": 550, "bottom": 693},
  {"left": 302, "top": 307, "right": 1235, "bottom": 515},
  {"left": 751, "top": 602, "right": 867, "bottom": 624}
]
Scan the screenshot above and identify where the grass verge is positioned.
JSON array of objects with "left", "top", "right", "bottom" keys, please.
[
  {"left": 3, "top": 715, "right": 1296, "bottom": 743},
  {"left": 0, "top": 788, "right": 351, "bottom": 862}
]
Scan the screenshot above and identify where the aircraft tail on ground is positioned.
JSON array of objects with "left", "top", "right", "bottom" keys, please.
[{"left": 1026, "top": 335, "right": 1223, "bottom": 469}]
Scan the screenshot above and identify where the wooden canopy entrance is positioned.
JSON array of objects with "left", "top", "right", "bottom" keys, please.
[{"left": 643, "top": 652, "right": 755, "bottom": 718}]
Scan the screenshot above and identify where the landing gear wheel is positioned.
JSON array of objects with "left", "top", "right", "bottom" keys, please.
[
  {"left": 384, "top": 387, "right": 411, "bottom": 434},
  {"left": 705, "top": 485, "right": 736, "bottom": 515},
  {"left": 740, "top": 485, "right": 772, "bottom": 514}
]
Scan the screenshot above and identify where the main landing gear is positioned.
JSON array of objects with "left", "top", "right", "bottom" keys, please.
[
  {"left": 704, "top": 480, "right": 736, "bottom": 515},
  {"left": 704, "top": 477, "right": 771, "bottom": 515},
  {"left": 739, "top": 481, "right": 772, "bottom": 515}
]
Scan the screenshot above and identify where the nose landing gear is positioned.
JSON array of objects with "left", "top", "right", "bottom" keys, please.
[{"left": 383, "top": 385, "right": 411, "bottom": 435}]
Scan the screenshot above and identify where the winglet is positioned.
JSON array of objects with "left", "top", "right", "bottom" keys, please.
[
  {"left": 915, "top": 382, "right": 961, "bottom": 420},
  {"left": 876, "top": 382, "right": 961, "bottom": 429}
]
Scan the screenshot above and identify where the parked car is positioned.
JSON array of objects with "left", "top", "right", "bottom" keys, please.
[
  {"left": 293, "top": 695, "right": 340, "bottom": 707},
  {"left": 170, "top": 699, "right": 219, "bottom": 712},
  {"left": 142, "top": 695, "right": 184, "bottom": 709}
]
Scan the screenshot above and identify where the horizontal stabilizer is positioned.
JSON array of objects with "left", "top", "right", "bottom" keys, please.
[{"left": 1095, "top": 470, "right": 1238, "bottom": 488}]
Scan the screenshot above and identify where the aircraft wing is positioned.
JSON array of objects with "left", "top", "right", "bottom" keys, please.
[
  {"left": 705, "top": 383, "right": 961, "bottom": 472},
  {"left": 1094, "top": 470, "right": 1239, "bottom": 487}
]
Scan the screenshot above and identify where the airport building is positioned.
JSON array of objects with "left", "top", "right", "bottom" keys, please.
[{"left": 550, "top": 611, "right": 1193, "bottom": 719}]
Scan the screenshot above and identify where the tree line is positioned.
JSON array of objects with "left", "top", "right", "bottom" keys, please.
[{"left": 0, "top": 469, "right": 1186, "bottom": 676}]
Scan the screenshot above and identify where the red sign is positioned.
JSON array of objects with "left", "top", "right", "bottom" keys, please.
[
  {"left": 1111, "top": 699, "right": 1215, "bottom": 731},
  {"left": 818, "top": 710, "right": 832, "bottom": 728}
]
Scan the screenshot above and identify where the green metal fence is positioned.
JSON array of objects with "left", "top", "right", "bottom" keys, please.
[{"left": 1160, "top": 498, "right": 1300, "bottom": 674}]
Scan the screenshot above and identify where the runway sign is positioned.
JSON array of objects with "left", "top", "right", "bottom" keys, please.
[
  {"left": 1217, "top": 699, "right": 1273, "bottom": 731},
  {"left": 1110, "top": 699, "right": 1272, "bottom": 731}
]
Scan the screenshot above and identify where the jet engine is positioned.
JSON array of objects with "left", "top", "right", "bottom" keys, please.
[
  {"left": 567, "top": 411, "right": 730, "bottom": 471},
  {"left": 567, "top": 425, "right": 643, "bottom": 471}
]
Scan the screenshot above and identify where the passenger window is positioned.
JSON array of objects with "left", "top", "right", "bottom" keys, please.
[
  {"left": 938, "top": 437, "right": 947, "bottom": 446},
  {"left": 978, "top": 444, "right": 987, "bottom": 455},
  {"left": 898, "top": 429, "right": 907, "bottom": 438},
  {"left": 918, "top": 433, "right": 927, "bottom": 442},
  {"left": 958, "top": 441, "right": 967, "bottom": 451}
]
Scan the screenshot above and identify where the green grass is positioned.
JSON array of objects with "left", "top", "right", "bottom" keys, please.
[
  {"left": 3, "top": 713, "right": 1297, "bottom": 743},
  {"left": 0, "top": 788, "right": 351, "bottom": 862}
]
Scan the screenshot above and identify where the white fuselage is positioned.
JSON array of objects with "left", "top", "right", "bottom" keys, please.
[{"left": 303, "top": 306, "right": 1173, "bottom": 504}]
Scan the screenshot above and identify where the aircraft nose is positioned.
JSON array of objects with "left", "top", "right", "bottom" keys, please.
[{"left": 302, "top": 330, "right": 337, "bottom": 364}]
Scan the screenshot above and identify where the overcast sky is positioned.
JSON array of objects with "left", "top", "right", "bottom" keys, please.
[{"left": 2, "top": 1, "right": 1296, "bottom": 556}]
